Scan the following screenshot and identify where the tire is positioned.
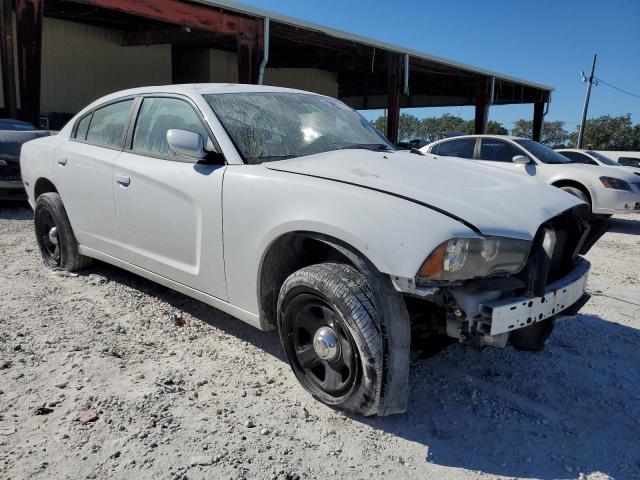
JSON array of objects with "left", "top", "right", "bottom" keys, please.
[
  {"left": 34, "top": 192, "right": 92, "bottom": 271},
  {"left": 559, "top": 186, "right": 590, "bottom": 207},
  {"left": 510, "top": 317, "right": 555, "bottom": 351},
  {"left": 277, "top": 263, "right": 383, "bottom": 416}
]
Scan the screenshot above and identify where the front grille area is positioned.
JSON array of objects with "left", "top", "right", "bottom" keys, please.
[{"left": 518, "top": 206, "right": 591, "bottom": 296}]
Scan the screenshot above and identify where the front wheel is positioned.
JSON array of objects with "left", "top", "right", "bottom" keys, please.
[
  {"left": 277, "top": 263, "right": 383, "bottom": 416},
  {"left": 559, "top": 186, "right": 590, "bottom": 207}
]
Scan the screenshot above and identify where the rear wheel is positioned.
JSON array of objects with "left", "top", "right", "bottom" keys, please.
[
  {"left": 34, "top": 192, "right": 92, "bottom": 271},
  {"left": 277, "top": 263, "right": 383, "bottom": 416}
]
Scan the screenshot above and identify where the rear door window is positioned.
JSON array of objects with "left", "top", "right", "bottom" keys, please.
[
  {"left": 85, "top": 100, "right": 134, "bottom": 148},
  {"left": 479, "top": 139, "right": 525, "bottom": 162},
  {"left": 436, "top": 138, "right": 476, "bottom": 159}
]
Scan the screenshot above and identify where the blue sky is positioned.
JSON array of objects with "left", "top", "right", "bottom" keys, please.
[{"left": 244, "top": 0, "right": 640, "bottom": 131}]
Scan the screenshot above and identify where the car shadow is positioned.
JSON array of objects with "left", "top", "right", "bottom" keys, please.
[
  {"left": 358, "top": 314, "right": 640, "bottom": 478},
  {"left": 607, "top": 216, "right": 640, "bottom": 235},
  {"left": 76, "top": 263, "right": 640, "bottom": 478},
  {"left": 79, "top": 261, "right": 288, "bottom": 363}
]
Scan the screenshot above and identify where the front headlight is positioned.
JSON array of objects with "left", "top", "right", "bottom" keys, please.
[
  {"left": 600, "top": 176, "right": 631, "bottom": 191},
  {"left": 416, "top": 236, "right": 531, "bottom": 283}
]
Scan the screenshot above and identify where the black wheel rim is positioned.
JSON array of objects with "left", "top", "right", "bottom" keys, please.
[
  {"left": 35, "top": 208, "right": 60, "bottom": 266},
  {"left": 283, "top": 293, "right": 359, "bottom": 399}
]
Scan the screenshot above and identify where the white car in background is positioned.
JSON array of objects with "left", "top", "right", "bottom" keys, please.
[
  {"left": 556, "top": 148, "right": 640, "bottom": 175},
  {"left": 21, "top": 85, "right": 606, "bottom": 416},
  {"left": 422, "top": 135, "right": 640, "bottom": 216}
]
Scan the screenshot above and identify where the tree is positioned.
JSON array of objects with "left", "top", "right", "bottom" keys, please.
[
  {"left": 511, "top": 119, "right": 570, "bottom": 148},
  {"left": 371, "top": 113, "right": 509, "bottom": 143},
  {"left": 568, "top": 114, "right": 640, "bottom": 150}
]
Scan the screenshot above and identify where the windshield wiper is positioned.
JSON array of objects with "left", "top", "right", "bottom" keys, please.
[{"left": 341, "top": 143, "right": 392, "bottom": 152}]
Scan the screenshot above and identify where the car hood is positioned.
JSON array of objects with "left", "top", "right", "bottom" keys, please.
[{"left": 264, "top": 149, "right": 583, "bottom": 239}]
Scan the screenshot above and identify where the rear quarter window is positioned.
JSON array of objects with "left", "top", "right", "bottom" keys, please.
[{"left": 74, "top": 114, "right": 92, "bottom": 141}]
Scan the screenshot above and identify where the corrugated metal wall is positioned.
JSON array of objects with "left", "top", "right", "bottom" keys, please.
[
  {"left": 5, "top": 18, "right": 338, "bottom": 115},
  {"left": 40, "top": 18, "right": 171, "bottom": 114},
  {"left": 0, "top": 51, "right": 4, "bottom": 109},
  {"left": 208, "top": 49, "right": 338, "bottom": 97},
  {"left": 264, "top": 68, "right": 338, "bottom": 97}
]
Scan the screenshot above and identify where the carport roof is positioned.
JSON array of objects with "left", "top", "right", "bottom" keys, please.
[{"left": 193, "top": 0, "right": 553, "bottom": 93}]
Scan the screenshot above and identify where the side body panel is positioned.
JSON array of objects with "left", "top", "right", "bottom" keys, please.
[
  {"left": 20, "top": 134, "right": 66, "bottom": 208},
  {"left": 52, "top": 140, "right": 122, "bottom": 254},
  {"left": 113, "top": 153, "right": 228, "bottom": 300}
]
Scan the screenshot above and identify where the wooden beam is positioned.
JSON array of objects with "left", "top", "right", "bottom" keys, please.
[
  {"left": 386, "top": 54, "right": 402, "bottom": 144},
  {"left": 16, "top": 0, "right": 43, "bottom": 124},
  {"left": 71, "top": 0, "right": 257, "bottom": 36},
  {"left": 0, "top": 0, "right": 18, "bottom": 118},
  {"left": 532, "top": 101, "right": 545, "bottom": 142}
]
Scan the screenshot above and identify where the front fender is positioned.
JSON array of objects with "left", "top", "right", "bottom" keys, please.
[{"left": 222, "top": 165, "right": 477, "bottom": 316}]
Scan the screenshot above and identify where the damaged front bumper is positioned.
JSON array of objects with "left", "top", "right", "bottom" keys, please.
[{"left": 478, "top": 257, "right": 590, "bottom": 337}]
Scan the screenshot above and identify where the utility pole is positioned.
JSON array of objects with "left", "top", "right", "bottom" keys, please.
[{"left": 577, "top": 54, "right": 597, "bottom": 149}]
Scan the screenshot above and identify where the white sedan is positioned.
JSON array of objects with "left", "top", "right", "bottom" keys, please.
[
  {"left": 556, "top": 148, "right": 640, "bottom": 175},
  {"left": 422, "top": 135, "right": 640, "bottom": 216},
  {"left": 21, "top": 85, "right": 604, "bottom": 416}
]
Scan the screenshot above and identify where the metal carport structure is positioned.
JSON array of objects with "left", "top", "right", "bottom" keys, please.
[{"left": 1, "top": 0, "right": 552, "bottom": 142}]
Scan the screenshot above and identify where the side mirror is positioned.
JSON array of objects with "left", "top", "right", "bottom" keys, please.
[
  {"left": 166, "top": 129, "right": 206, "bottom": 159},
  {"left": 512, "top": 155, "right": 530, "bottom": 165}
]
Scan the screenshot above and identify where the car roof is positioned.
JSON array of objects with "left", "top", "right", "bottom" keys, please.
[
  {"left": 433, "top": 134, "right": 527, "bottom": 142},
  {"left": 96, "top": 83, "right": 320, "bottom": 102}
]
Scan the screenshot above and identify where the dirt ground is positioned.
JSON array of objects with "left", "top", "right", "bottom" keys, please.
[{"left": 1, "top": 203, "right": 639, "bottom": 480}]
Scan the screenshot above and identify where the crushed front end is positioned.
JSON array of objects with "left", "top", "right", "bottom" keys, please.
[{"left": 402, "top": 206, "right": 609, "bottom": 351}]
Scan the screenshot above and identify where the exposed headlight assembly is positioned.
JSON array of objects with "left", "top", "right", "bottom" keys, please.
[
  {"left": 600, "top": 176, "right": 631, "bottom": 191},
  {"left": 417, "top": 236, "right": 531, "bottom": 283}
]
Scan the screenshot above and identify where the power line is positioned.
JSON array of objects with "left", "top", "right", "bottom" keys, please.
[{"left": 596, "top": 78, "right": 640, "bottom": 100}]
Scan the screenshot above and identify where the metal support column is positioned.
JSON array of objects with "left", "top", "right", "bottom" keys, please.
[
  {"left": 386, "top": 54, "right": 401, "bottom": 144},
  {"left": 532, "top": 101, "right": 545, "bottom": 142},
  {"left": 16, "top": 0, "right": 43, "bottom": 124},
  {"left": 0, "top": 0, "right": 18, "bottom": 118},
  {"left": 237, "top": 19, "right": 263, "bottom": 84},
  {"left": 474, "top": 78, "right": 489, "bottom": 134}
]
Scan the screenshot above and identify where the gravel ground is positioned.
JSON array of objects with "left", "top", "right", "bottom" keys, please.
[{"left": 1, "top": 204, "right": 639, "bottom": 480}]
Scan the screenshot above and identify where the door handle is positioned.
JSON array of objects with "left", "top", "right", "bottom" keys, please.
[
  {"left": 57, "top": 158, "right": 67, "bottom": 166},
  {"left": 116, "top": 175, "right": 130, "bottom": 187}
]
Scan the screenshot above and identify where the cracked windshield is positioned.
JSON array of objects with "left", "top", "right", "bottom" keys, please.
[{"left": 205, "top": 92, "right": 393, "bottom": 164}]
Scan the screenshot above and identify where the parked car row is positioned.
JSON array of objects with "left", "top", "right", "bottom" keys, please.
[
  {"left": 18, "top": 84, "right": 628, "bottom": 416},
  {"left": 0, "top": 119, "right": 53, "bottom": 201},
  {"left": 421, "top": 135, "right": 640, "bottom": 216}
]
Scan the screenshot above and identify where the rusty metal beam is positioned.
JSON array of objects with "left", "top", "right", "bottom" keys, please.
[
  {"left": 236, "top": 20, "right": 262, "bottom": 84},
  {"left": 16, "top": 0, "right": 42, "bottom": 124},
  {"left": 71, "top": 0, "right": 257, "bottom": 35},
  {"left": 386, "top": 54, "right": 402, "bottom": 144},
  {"left": 0, "top": 0, "right": 18, "bottom": 118}
]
